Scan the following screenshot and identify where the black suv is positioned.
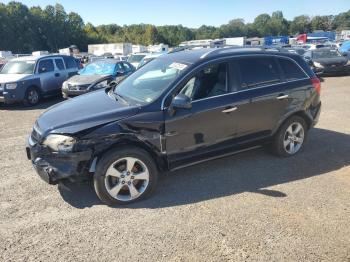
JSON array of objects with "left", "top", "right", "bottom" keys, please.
[{"left": 26, "top": 48, "right": 321, "bottom": 205}]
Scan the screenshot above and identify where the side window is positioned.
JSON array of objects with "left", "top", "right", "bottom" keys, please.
[
  {"left": 55, "top": 59, "right": 65, "bottom": 71},
  {"left": 122, "top": 62, "right": 132, "bottom": 73},
  {"left": 38, "top": 59, "right": 54, "bottom": 73},
  {"left": 64, "top": 56, "right": 77, "bottom": 69},
  {"left": 238, "top": 57, "right": 280, "bottom": 90},
  {"left": 180, "top": 62, "right": 228, "bottom": 101},
  {"left": 115, "top": 63, "right": 124, "bottom": 73},
  {"left": 279, "top": 58, "right": 307, "bottom": 81}
]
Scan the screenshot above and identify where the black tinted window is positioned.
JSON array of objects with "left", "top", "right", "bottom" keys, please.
[
  {"left": 279, "top": 58, "right": 306, "bottom": 81},
  {"left": 38, "top": 59, "right": 54, "bottom": 73},
  {"left": 122, "top": 62, "right": 132, "bottom": 72},
  {"left": 238, "top": 57, "right": 280, "bottom": 89},
  {"left": 180, "top": 62, "right": 228, "bottom": 100},
  {"left": 55, "top": 59, "right": 65, "bottom": 70},
  {"left": 63, "top": 56, "right": 77, "bottom": 69}
]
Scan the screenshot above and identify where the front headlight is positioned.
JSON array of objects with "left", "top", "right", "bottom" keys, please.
[
  {"left": 94, "top": 80, "right": 108, "bottom": 89},
  {"left": 42, "top": 134, "right": 76, "bottom": 152},
  {"left": 313, "top": 62, "right": 324, "bottom": 68},
  {"left": 6, "top": 83, "right": 17, "bottom": 90},
  {"left": 62, "top": 81, "right": 68, "bottom": 89}
]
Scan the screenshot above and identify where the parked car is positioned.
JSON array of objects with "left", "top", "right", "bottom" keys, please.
[
  {"left": 0, "top": 54, "right": 79, "bottom": 105},
  {"left": 127, "top": 53, "right": 148, "bottom": 68},
  {"left": 137, "top": 53, "right": 164, "bottom": 69},
  {"left": 304, "top": 48, "right": 350, "bottom": 75},
  {"left": 27, "top": 48, "right": 321, "bottom": 205},
  {"left": 280, "top": 47, "right": 306, "bottom": 56},
  {"left": 62, "top": 59, "right": 135, "bottom": 99}
]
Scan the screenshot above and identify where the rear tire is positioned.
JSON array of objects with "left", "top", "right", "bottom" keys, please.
[
  {"left": 271, "top": 116, "right": 308, "bottom": 157},
  {"left": 23, "top": 87, "right": 40, "bottom": 106},
  {"left": 94, "top": 147, "right": 158, "bottom": 205}
]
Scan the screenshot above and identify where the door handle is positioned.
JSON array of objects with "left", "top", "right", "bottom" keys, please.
[
  {"left": 222, "top": 107, "right": 238, "bottom": 113},
  {"left": 55, "top": 73, "right": 60, "bottom": 77},
  {"left": 277, "top": 94, "right": 289, "bottom": 100}
]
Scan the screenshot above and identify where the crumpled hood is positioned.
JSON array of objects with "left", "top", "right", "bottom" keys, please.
[
  {"left": 36, "top": 89, "right": 139, "bottom": 135},
  {"left": 0, "top": 74, "right": 31, "bottom": 83},
  {"left": 66, "top": 74, "right": 111, "bottom": 86},
  {"left": 314, "top": 57, "right": 347, "bottom": 66}
]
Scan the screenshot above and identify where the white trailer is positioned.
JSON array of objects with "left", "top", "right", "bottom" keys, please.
[
  {"left": 0, "top": 51, "right": 13, "bottom": 58},
  {"left": 88, "top": 43, "right": 133, "bottom": 56},
  {"left": 224, "top": 37, "right": 246, "bottom": 46},
  {"left": 148, "top": 44, "right": 169, "bottom": 52},
  {"left": 132, "top": 45, "right": 148, "bottom": 54},
  {"left": 32, "top": 51, "right": 49, "bottom": 56}
]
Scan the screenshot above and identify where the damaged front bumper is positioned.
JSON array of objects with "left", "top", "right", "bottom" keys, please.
[{"left": 26, "top": 137, "right": 92, "bottom": 185}]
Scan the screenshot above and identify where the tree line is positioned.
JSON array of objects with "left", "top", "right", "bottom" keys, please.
[{"left": 0, "top": 2, "right": 349, "bottom": 53}]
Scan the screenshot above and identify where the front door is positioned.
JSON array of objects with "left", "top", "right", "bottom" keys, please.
[
  {"left": 37, "top": 59, "right": 57, "bottom": 93},
  {"left": 164, "top": 62, "right": 238, "bottom": 169}
]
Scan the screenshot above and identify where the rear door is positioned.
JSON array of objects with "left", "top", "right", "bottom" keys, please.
[
  {"left": 233, "top": 56, "right": 290, "bottom": 140},
  {"left": 63, "top": 56, "right": 79, "bottom": 78},
  {"left": 54, "top": 57, "right": 67, "bottom": 89}
]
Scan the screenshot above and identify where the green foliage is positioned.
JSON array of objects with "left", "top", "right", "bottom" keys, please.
[{"left": 0, "top": 2, "right": 348, "bottom": 53}]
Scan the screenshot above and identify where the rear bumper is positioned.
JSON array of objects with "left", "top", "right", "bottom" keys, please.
[
  {"left": 26, "top": 138, "right": 92, "bottom": 184},
  {"left": 311, "top": 102, "right": 321, "bottom": 127}
]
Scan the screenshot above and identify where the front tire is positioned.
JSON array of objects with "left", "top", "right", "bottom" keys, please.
[
  {"left": 271, "top": 116, "right": 308, "bottom": 157},
  {"left": 94, "top": 147, "right": 158, "bottom": 205}
]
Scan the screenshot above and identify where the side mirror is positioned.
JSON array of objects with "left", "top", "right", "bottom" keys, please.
[
  {"left": 171, "top": 94, "right": 192, "bottom": 110},
  {"left": 116, "top": 69, "right": 125, "bottom": 76}
]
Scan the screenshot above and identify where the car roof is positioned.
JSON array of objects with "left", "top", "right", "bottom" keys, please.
[
  {"left": 162, "top": 47, "right": 302, "bottom": 65},
  {"left": 89, "top": 58, "right": 123, "bottom": 64},
  {"left": 11, "top": 54, "right": 71, "bottom": 62}
]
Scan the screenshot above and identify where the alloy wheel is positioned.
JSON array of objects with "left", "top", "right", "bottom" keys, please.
[
  {"left": 104, "top": 157, "right": 150, "bottom": 202},
  {"left": 283, "top": 122, "right": 305, "bottom": 155},
  {"left": 28, "top": 90, "right": 39, "bottom": 104}
]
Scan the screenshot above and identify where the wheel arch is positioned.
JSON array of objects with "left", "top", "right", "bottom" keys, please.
[
  {"left": 90, "top": 137, "right": 168, "bottom": 173},
  {"left": 273, "top": 110, "right": 313, "bottom": 136}
]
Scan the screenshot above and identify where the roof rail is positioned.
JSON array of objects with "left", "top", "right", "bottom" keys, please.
[
  {"left": 168, "top": 46, "right": 194, "bottom": 54},
  {"left": 200, "top": 46, "right": 265, "bottom": 59}
]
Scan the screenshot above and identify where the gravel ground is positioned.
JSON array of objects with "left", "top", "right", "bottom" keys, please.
[{"left": 1, "top": 76, "right": 349, "bottom": 261}]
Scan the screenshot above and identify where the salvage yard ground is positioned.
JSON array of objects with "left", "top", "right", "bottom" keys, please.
[{"left": 1, "top": 76, "right": 350, "bottom": 261}]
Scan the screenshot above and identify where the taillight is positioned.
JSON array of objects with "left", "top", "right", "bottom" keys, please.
[{"left": 311, "top": 77, "right": 321, "bottom": 95}]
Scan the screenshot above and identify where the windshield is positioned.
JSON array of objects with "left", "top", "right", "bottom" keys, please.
[
  {"left": 313, "top": 50, "right": 342, "bottom": 59},
  {"left": 128, "top": 54, "right": 146, "bottom": 63},
  {"left": 0, "top": 60, "right": 35, "bottom": 74},
  {"left": 114, "top": 58, "right": 188, "bottom": 105},
  {"left": 138, "top": 57, "right": 155, "bottom": 68},
  {"left": 79, "top": 61, "right": 116, "bottom": 75}
]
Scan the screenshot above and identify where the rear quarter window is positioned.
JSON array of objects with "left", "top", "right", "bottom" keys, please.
[
  {"left": 238, "top": 57, "right": 281, "bottom": 90},
  {"left": 278, "top": 58, "right": 307, "bottom": 81},
  {"left": 63, "top": 56, "right": 78, "bottom": 69}
]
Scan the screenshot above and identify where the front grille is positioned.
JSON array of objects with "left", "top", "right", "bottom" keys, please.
[{"left": 68, "top": 84, "right": 89, "bottom": 91}]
